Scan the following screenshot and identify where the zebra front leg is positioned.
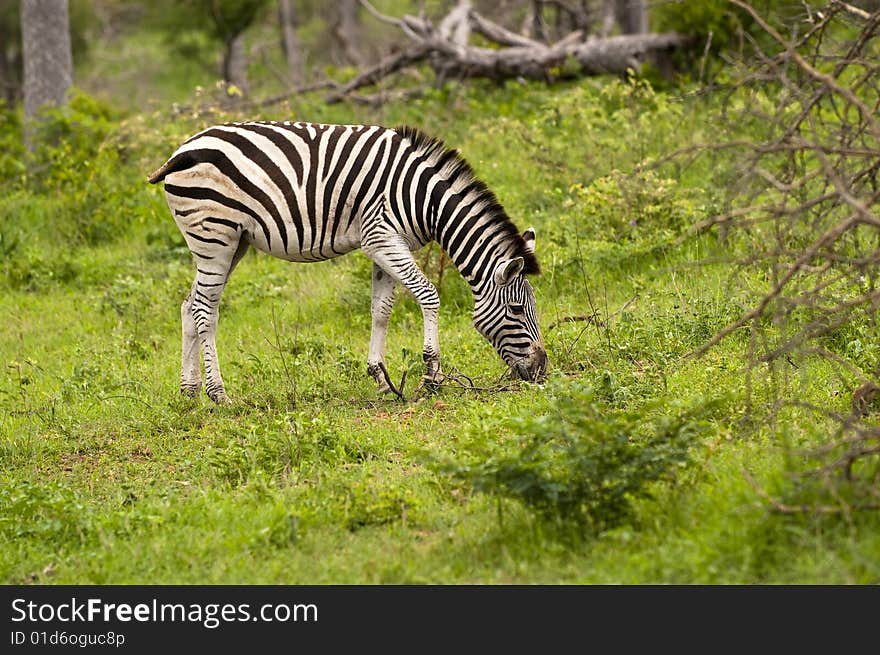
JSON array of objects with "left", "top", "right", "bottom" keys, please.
[
  {"left": 362, "top": 237, "right": 442, "bottom": 389},
  {"left": 419, "top": 299, "right": 442, "bottom": 391},
  {"left": 367, "top": 263, "right": 397, "bottom": 394}
]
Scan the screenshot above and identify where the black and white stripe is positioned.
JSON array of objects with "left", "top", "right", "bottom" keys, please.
[{"left": 149, "top": 121, "right": 546, "bottom": 403}]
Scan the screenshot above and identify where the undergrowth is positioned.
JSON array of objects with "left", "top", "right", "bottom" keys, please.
[{"left": 2, "top": 47, "right": 879, "bottom": 583}]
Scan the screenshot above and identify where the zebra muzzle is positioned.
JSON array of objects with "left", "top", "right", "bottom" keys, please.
[{"left": 514, "top": 345, "right": 548, "bottom": 382}]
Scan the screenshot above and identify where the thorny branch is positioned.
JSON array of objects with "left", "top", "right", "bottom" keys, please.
[{"left": 677, "top": 2, "right": 880, "bottom": 514}]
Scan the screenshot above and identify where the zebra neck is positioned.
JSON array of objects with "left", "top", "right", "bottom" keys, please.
[{"left": 434, "top": 203, "right": 515, "bottom": 293}]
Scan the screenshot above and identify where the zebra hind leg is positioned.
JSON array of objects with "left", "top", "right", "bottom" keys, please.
[
  {"left": 180, "top": 279, "right": 201, "bottom": 397},
  {"left": 367, "top": 263, "right": 397, "bottom": 394},
  {"left": 181, "top": 232, "right": 249, "bottom": 405}
]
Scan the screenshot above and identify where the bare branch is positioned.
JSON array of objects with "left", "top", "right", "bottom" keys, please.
[
  {"left": 469, "top": 11, "right": 544, "bottom": 48},
  {"left": 730, "top": 0, "right": 880, "bottom": 141},
  {"left": 358, "top": 0, "right": 430, "bottom": 41},
  {"left": 325, "top": 45, "right": 432, "bottom": 103},
  {"left": 832, "top": 0, "right": 872, "bottom": 20},
  {"left": 743, "top": 468, "right": 880, "bottom": 513},
  {"left": 671, "top": 3, "right": 880, "bottom": 516}
]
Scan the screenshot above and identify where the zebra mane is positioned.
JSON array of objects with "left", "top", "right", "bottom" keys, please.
[{"left": 395, "top": 125, "right": 540, "bottom": 276}]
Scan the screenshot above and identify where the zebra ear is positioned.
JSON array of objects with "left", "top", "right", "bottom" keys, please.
[
  {"left": 522, "top": 227, "right": 536, "bottom": 254},
  {"left": 494, "top": 257, "right": 525, "bottom": 286}
]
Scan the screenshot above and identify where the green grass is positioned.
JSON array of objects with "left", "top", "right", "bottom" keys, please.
[
  {"left": 2, "top": 28, "right": 880, "bottom": 584},
  {"left": 3, "top": 235, "right": 878, "bottom": 584}
]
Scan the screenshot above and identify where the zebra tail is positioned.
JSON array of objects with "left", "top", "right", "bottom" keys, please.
[{"left": 147, "top": 151, "right": 198, "bottom": 184}]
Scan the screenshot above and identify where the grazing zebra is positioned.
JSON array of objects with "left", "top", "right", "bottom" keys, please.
[{"left": 148, "top": 121, "right": 547, "bottom": 403}]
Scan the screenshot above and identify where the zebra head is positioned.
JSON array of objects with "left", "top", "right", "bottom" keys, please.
[{"left": 473, "top": 228, "right": 547, "bottom": 382}]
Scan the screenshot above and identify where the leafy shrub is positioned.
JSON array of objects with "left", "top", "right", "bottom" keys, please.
[
  {"left": 1, "top": 90, "right": 160, "bottom": 250},
  {"left": 434, "top": 381, "right": 715, "bottom": 532},
  {"left": 563, "top": 169, "right": 698, "bottom": 246},
  {"left": 653, "top": 0, "right": 748, "bottom": 55},
  {"left": 341, "top": 477, "right": 419, "bottom": 531},
  {"left": 0, "top": 102, "right": 25, "bottom": 182},
  {"left": 0, "top": 480, "right": 94, "bottom": 546},
  {"left": 28, "top": 90, "right": 118, "bottom": 185}
]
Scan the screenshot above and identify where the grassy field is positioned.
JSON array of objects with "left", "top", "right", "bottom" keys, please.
[{"left": 2, "top": 36, "right": 879, "bottom": 583}]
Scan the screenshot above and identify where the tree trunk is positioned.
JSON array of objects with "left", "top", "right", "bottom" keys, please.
[
  {"left": 278, "top": 0, "right": 303, "bottom": 85},
  {"left": 522, "top": 0, "right": 547, "bottom": 42},
  {"left": 579, "top": 0, "right": 593, "bottom": 33},
  {"left": 0, "top": 44, "right": 20, "bottom": 105},
  {"left": 332, "top": 0, "right": 365, "bottom": 67},
  {"left": 20, "top": 0, "right": 72, "bottom": 122},
  {"left": 600, "top": 0, "right": 616, "bottom": 36},
  {"left": 615, "top": 0, "right": 648, "bottom": 35},
  {"left": 222, "top": 32, "right": 249, "bottom": 94}
]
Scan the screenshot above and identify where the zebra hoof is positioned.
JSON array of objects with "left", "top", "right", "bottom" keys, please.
[
  {"left": 207, "top": 389, "right": 231, "bottom": 405},
  {"left": 180, "top": 383, "right": 202, "bottom": 398},
  {"left": 420, "top": 374, "right": 442, "bottom": 394},
  {"left": 368, "top": 363, "right": 392, "bottom": 394}
]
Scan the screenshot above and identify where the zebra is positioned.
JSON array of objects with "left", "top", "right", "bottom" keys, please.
[{"left": 148, "top": 121, "right": 547, "bottom": 403}]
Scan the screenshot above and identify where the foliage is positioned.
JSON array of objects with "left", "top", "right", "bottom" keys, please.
[
  {"left": 434, "top": 382, "right": 716, "bottom": 532},
  {"left": 0, "top": 101, "right": 25, "bottom": 180},
  {"left": 145, "top": 0, "right": 271, "bottom": 72},
  {"left": 653, "top": 0, "right": 750, "bottom": 53},
  {"left": 27, "top": 89, "right": 119, "bottom": 187},
  {"left": 562, "top": 170, "right": 699, "bottom": 246},
  {"left": 197, "top": 0, "right": 272, "bottom": 42},
  {"left": 2, "top": 5, "right": 880, "bottom": 584},
  {"left": 0, "top": 89, "right": 164, "bottom": 288},
  {"left": 651, "top": 0, "right": 811, "bottom": 78}
]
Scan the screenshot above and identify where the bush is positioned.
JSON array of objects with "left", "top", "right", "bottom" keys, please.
[
  {"left": 563, "top": 169, "right": 699, "bottom": 246},
  {"left": 434, "top": 381, "right": 716, "bottom": 533},
  {"left": 0, "top": 90, "right": 171, "bottom": 290},
  {"left": 0, "top": 102, "right": 26, "bottom": 182},
  {"left": 652, "top": 1, "right": 814, "bottom": 80}
]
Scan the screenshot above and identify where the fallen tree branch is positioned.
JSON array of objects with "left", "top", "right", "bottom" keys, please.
[
  {"left": 325, "top": 45, "right": 432, "bottom": 103},
  {"left": 377, "top": 361, "right": 407, "bottom": 401},
  {"left": 432, "top": 31, "right": 686, "bottom": 80},
  {"left": 337, "top": 1, "right": 689, "bottom": 102},
  {"left": 169, "top": 79, "right": 336, "bottom": 116},
  {"left": 833, "top": 0, "right": 871, "bottom": 20},
  {"left": 341, "top": 87, "right": 426, "bottom": 107},
  {"left": 469, "top": 10, "right": 543, "bottom": 48}
]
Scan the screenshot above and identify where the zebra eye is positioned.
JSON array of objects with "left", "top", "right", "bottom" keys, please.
[{"left": 508, "top": 303, "right": 525, "bottom": 316}]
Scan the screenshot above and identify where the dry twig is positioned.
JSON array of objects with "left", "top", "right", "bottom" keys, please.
[{"left": 670, "top": 2, "right": 880, "bottom": 514}]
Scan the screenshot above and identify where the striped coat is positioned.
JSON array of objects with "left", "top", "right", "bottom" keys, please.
[{"left": 149, "top": 122, "right": 546, "bottom": 402}]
